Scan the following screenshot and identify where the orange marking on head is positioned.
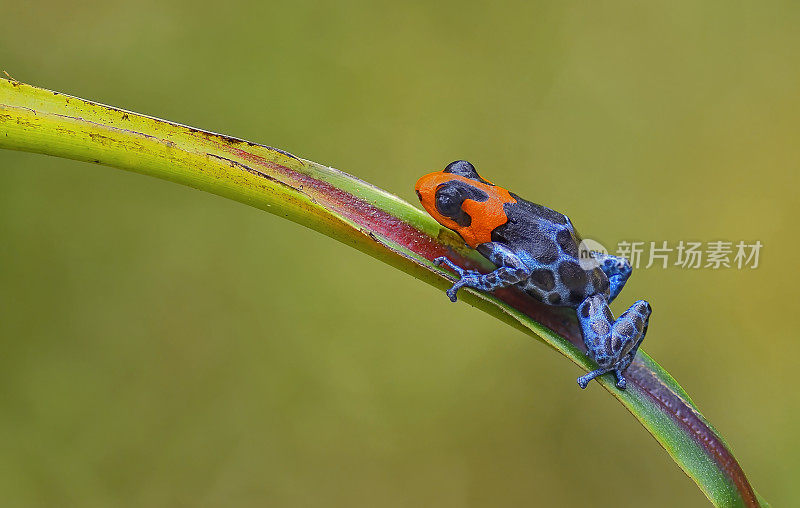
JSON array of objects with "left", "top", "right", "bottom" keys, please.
[{"left": 415, "top": 172, "right": 516, "bottom": 248}]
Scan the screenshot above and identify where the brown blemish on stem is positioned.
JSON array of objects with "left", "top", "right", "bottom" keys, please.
[{"left": 206, "top": 153, "right": 302, "bottom": 194}]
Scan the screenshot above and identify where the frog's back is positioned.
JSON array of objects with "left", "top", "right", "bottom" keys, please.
[{"left": 491, "top": 194, "right": 609, "bottom": 307}]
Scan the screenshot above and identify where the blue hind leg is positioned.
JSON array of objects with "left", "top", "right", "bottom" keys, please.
[{"left": 576, "top": 294, "right": 652, "bottom": 389}]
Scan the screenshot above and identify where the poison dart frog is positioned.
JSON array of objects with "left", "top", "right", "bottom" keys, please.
[{"left": 415, "top": 160, "right": 651, "bottom": 390}]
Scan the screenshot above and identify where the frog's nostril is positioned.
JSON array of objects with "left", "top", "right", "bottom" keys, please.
[{"left": 415, "top": 190, "right": 422, "bottom": 201}]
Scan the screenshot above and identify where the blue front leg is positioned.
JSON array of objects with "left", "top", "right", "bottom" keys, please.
[
  {"left": 593, "top": 253, "right": 632, "bottom": 303},
  {"left": 435, "top": 242, "right": 531, "bottom": 302}
]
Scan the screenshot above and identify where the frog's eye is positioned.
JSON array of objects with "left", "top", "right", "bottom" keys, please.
[
  {"left": 434, "top": 182, "right": 488, "bottom": 227},
  {"left": 434, "top": 185, "right": 464, "bottom": 219}
]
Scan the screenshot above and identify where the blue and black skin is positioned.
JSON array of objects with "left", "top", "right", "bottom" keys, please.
[{"left": 415, "top": 161, "right": 652, "bottom": 389}]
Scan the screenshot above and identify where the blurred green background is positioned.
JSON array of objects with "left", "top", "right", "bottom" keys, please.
[{"left": 1, "top": 1, "right": 798, "bottom": 506}]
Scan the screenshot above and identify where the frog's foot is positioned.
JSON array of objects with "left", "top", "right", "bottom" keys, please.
[
  {"left": 614, "top": 369, "right": 628, "bottom": 389},
  {"left": 575, "top": 294, "right": 652, "bottom": 390},
  {"left": 577, "top": 367, "right": 628, "bottom": 389},
  {"left": 577, "top": 367, "right": 611, "bottom": 389},
  {"left": 433, "top": 256, "right": 530, "bottom": 303}
]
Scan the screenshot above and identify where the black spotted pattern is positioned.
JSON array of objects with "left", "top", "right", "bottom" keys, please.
[
  {"left": 529, "top": 269, "right": 556, "bottom": 291},
  {"left": 558, "top": 262, "right": 587, "bottom": 291},
  {"left": 529, "top": 232, "right": 559, "bottom": 264},
  {"left": 556, "top": 228, "right": 579, "bottom": 257},
  {"left": 491, "top": 196, "right": 611, "bottom": 308}
]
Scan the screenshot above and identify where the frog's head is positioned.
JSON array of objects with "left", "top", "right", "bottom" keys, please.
[
  {"left": 415, "top": 161, "right": 515, "bottom": 247},
  {"left": 415, "top": 161, "right": 491, "bottom": 227}
]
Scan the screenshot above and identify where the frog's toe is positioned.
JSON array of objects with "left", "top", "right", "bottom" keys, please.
[
  {"left": 445, "top": 277, "right": 472, "bottom": 302},
  {"left": 445, "top": 288, "right": 459, "bottom": 302},
  {"left": 434, "top": 256, "right": 465, "bottom": 276},
  {"left": 614, "top": 371, "right": 628, "bottom": 390},
  {"left": 445, "top": 275, "right": 480, "bottom": 302}
]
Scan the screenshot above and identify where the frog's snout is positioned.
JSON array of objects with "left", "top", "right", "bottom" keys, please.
[
  {"left": 414, "top": 174, "right": 430, "bottom": 197},
  {"left": 414, "top": 172, "right": 439, "bottom": 207}
]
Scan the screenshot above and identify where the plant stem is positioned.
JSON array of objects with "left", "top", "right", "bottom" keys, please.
[{"left": 0, "top": 78, "right": 767, "bottom": 508}]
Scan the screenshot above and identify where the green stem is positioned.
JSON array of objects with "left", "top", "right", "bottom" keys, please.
[{"left": 0, "top": 78, "right": 767, "bottom": 508}]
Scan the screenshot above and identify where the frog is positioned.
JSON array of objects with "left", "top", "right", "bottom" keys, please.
[{"left": 415, "top": 160, "right": 652, "bottom": 390}]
